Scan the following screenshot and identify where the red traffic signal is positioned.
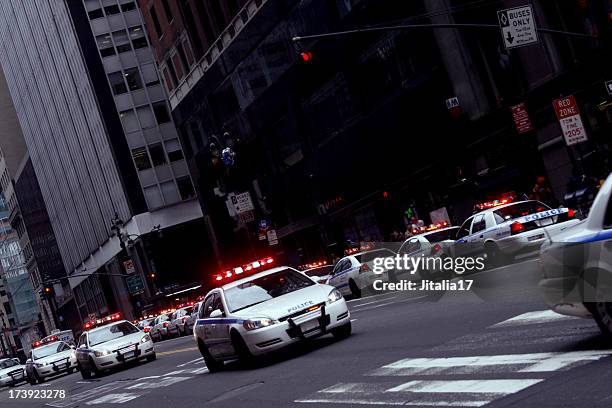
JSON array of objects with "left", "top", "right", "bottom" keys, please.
[{"left": 299, "top": 51, "right": 313, "bottom": 63}]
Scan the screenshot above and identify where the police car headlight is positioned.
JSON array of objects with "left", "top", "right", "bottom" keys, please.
[
  {"left": 34, "top": 362, "right": 47, "bottom": 368},
  {"left": 243, "top": 318, "right": 275, "bottom": 331},
  {"left": 94, "top": 350, "right": 112, "bottom": 357},
  {"left": 141, "top": 334, "right": 152, "bottom": 343},
  {"left": 327, "top": 289, "right": 343, "bottom": 304}
]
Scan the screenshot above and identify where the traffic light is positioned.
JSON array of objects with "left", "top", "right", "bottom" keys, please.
[
  {"left": 299, "top": 51, "right": 313, "bottom": 63},
  {"left": 41, "top": 284, "right": 54, "bottom": 299}
]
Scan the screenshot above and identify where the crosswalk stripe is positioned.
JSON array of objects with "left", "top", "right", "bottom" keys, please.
[
  {"left": 386, "top": 379, "right": 542, "bottom": 394},
  {"left": 490, "top": 310, "right": 578, "bottom": 328},
  {"left": 85, "top": 393, "right": 141, "bottom": 405}
]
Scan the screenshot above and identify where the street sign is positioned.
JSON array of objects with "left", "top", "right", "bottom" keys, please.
[
  {"left": 231, "top": 191, "right": 254, "bottom": 214},
  {"left": 126, "top": 275, "right": 145, "bottom": 295},
  {"left": 498, "top": 5, "right": 538, "bottom": 49},
  {"left": 553, "top": 96, "right": 588, "bottom": 146},
  {"left": 258, "top": 219, "right": 268, "bottom": 230},
  {"left": 510, "top": 103, "right": 533, "bottom": 134},
  {"left": 238, "top": 210, "right": 255, "bottom": 224},
  {"left": 123, "top": 260, "right": 135, "bottom": 275},
  {"left": 267, "top": 229, "right": 279, "bottom": 246},
  {"left": 605, "top": 80, "right": 612, "bottom": 96}
]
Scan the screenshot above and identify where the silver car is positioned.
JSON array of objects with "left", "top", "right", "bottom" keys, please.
[{"left": 25, "top": 341, "right": 77, "bottom": 384}]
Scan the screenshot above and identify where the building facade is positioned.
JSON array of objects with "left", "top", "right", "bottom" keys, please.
[{"left": 0, "top": 0, "right": 209, "bottom": 331}]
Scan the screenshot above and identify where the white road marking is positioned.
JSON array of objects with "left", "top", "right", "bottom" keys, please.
[
  {"left": 177, "top": 356, "right": 203, "bottom": 367},
  {"left": 350, "top": 319, "right": 357, "bottom": 322},
  {"left": 491, "top": 310, "right": 578, "bottom": 328},
  {"left": 369, "top": 350, "right": 612, "bottom": 376},
  {"left": 85, "top": 393, "right": 141, "bottom": 405},
  {"left": 126, "top": 376, "right": 191, "bottom": 390},
  {"left": 387, "top": 379, "right": 542, "bottom": 394},
  {"left": 47, "top": 381, "right": 130, "bottom": 407},
  {"left": 296, "top": 397, "right": 489, "bottom": 406},
  {"left": 352, "top": 297, "right": 397, "bottom": 308},
  {"left": 347, "top": 292, "right": 398, "bottom": 304}
]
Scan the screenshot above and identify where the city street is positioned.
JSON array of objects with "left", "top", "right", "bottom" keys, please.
[{"left": 2, "top": 259, "right": 611, "bottom": 408}]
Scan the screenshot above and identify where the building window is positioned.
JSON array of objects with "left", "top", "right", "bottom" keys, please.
[
  {"left": 166, "top": 59, "right": 179, "bottom": 86},
  {"left": 161, "top": 0, "right": 173, "bottom": 22},
  {"left": 129, "top": 26, "right": 148, "bottom": 49},
  {"left": 124, "top": 67, "right": 143, "bottom": 91},
  {"left": 132, "top": 147, "right": 152, "bottom": 170},
  {"left": 120, "top": 1, "right": 136, "bottom": 12},
  {"left": 162, "top": 68, "right": 174, "bottom": 91},
  {"left": 136, "top": 105, "right": 156, "bottom": 129},
  {"left": 141, "top": 63, "right": 160, "bottom": 87},
  {"left": 149, "top": 143, "right": 166, "bottom": 166},
  {"left": 165, "top": 139, "right": 184, "bottom": 162},
  {"left": 119, "top": 109, "right": 139, "bottom": 133},
  {"left": 104, "top": 4, "right": 120, "bottom": 15},
  {"left": 177, "top": 177, "right": 195, "bottom": 200},
  {"left": 96, "top": 33, "right": 115, "bottom": 57},
  {"left": 108, "top": 71, "right": 127, "bottom": 95},
  {"left": 112, "top": 30, "right": 131, "bottom": 53},
  {"left": 152, "top": 101, "right": 171, "bottom": 124},
  {"left": 88, "top": 8, "right": 104, "bottom": 20},
  {"left": 149, "top": 6, "right": 163, "bottom": 38},
  {"left": 176, "top": 43, "right": 189, "bottom": 72}
]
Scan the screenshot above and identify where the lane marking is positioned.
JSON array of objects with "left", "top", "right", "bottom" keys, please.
[
  {"left": 387, "top": 379, "right": 542, "bottom": 393},
  {"left": 352, "top": 297, "right": 397, "bottom": 308},
  {"left": 126, "top": 376, "right": 191, "bottom": 390},
  {"left": 157, "top": 346, "right": 198, "bottom": 356},
  {"left": 85, "top": 393, "right": 141, "bottom": 405},
  {"left": 177, "top": 357, "right": 203, "bottom": 367},
  {"left": 47, "top": 381, "right": 129, "bottom": 407},
  {"left": 491, "top": 310, "right": 578, "bottom": 328},
  {"left": 347, "top": 291, "right": 398, "bottom": 304}
]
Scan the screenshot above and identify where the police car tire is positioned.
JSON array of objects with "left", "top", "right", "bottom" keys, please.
[
  {"left": 331, "top": 321, "right": 352, "bottom": 340},
  {"left": 34, "top": 371, "right": 45, "bottom": 383},
  {"left": 27, "top": 375, "right": 37, "bottom": 385},
  {"left": 485, "top": 242, "right": 509, "bottom": 269},
  {"left": 592, "top": 302, "right": 612, "bottom": 339},
  {"left": 349, "top": 279, "right": 361, "bottom": 299},
  {"left": 79, "top": 364, "right": 92, "bottom": 379},
  {"left": 88, "top": 357, "right": 101, "bottom": 376},
  {"left": 197, "top": 340, "right": 223, "bottom": 372},
  {"left": 231, "top": 331, "right": 254, "bottom": 364}
]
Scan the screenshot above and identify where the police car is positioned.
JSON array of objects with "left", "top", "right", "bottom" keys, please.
[
  {"left": 300, "top": 260, "right": 333, "bottom": 284},
  {"left": 150, "top": 312, "right": 173, "bottom": 341},
  {"left": 75, "top": 313, "right": 155, "bottom": 379},
  {"left": 540, "top": 173, "right": 612, "bottom": 338},
  {"left": 25, "top": 337, "right": 77, "bottom": 384},
  {"left": 168, "top": 305, "right": 194, "bottom": 336},
  {"left": 0, "top": 358, "right": 26, "bottom": 387},
  {"left": 194, "top": 257, "right": 351, "bottom": 372},
  {"left": 399, "top": 223, "right": 459, "bottom": 279},
  {"left": 327, "top": 248, "right": 395, "bottom": 298},
  {"left": 450, "top": 198, "right": 580, "bottom": 266}
]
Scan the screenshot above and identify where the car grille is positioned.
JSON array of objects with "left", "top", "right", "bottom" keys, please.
[{"left": 279, "top": 303, "right": 325, "bottom": 322}]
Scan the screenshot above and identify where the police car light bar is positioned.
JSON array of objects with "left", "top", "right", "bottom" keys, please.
[
  {"left": 298, "top": 260, "right": 328, "bottom": 270},
  {"left": 31, "top": 334, "right": 59, "bottom": 349},
  {"left": 475, "top": 197, "right": 513, "bottom": 211},
  {"left": 213, "top": 257, "right": 275, "bottom": 283},
  {"left": 412, "top": 221, "right": 450, "bottom": 235},
  {"left": 83, "top": 312, "right": 122, "bottom": 330}
]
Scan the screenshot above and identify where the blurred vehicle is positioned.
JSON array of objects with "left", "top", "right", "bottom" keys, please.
[
  {"left": 183, "top": 301, "right": 202, "bottom": 335},
  {"left": 75, "top": 314, "right": 155, "bottom": 379},
  {"left": 450, "top": 198, "right": 580, "bottom": 267},
  {"left": 25, "top": 340, "right": 77, "bottom": 385},
  {"left": 150, "top": 313, "right": 173, "bottom": 341},
  {"left": 43, "top": 330, "right": 74, "bottom": 346},
  {"left": 399, "top": 223, "right": 460, "bottom": 279},
  {"left": 327, "top": 248, "right": 395, "bottom": 298},
  {"left": 137, "top": 317, "right": 156, "bottom": 334},
  {"left": 303, "top": 264, "right": 334, "bottom": 284},
  {"left": 540, "top": 173, "right": 612, "bottom": 338},
  {"left": 0, "top": 358, "right": 26, "bottom": 387},
  {"left": 194, "top": 261, "right": 350, "bottom": 372},
  {"left": 168, "top": 306, "right": 193, "bottom": 336}
]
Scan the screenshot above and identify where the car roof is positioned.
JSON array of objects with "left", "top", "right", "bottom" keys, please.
[
  {"left": 86, "top": 320, "right": 130, "bottom": 334},
  {"left": 348, "top": 248, "right": 395, "bottom": 258},
  {"left": 304, "top": 265, "right": 333, "bottom": 272},
  {"left": 473, "top": 200, "right": 537, "bottom": 215},
  {"left": 220, "top": 266, "right": 298, "bottom": 290}
]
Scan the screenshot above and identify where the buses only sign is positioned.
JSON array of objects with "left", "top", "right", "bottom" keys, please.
[
  {"left": 553, "top": 96, "right": 588, "bottom": 146},
  {"left": 498, "top": 5, "right": 538, "bottom": 49}
]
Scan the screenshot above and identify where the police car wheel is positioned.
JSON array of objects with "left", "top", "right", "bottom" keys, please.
[
  {"left": 485, "top": 243, "right": 509, "bottom": 269},
  {"left": 197, "top": 340, "right": 223, "bottom": 372},
  {"left": 331, "top": 321, "right": 352, "bottom": 340},
  {"left": 593, "top": 302, "right": 612, "bottom": 339},
  {"left": 79, "top": 364, "right": 92, "bottom": 379},
  {"left": 34, "top": 371, "right": 45, "bottom": 383},
  {"left": 231, "top": 331, "right": 254, "bottom": 364},
  {"left": 349, "top": 279, "right": 362, "bottom": 299},
  {"left": 88, "top": 357, "right": 101, "bottom": 376},
  {"left": 27, "top": 375, "right": 37, "bottom": 385}
]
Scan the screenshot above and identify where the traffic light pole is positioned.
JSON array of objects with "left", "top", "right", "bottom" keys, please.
[{"left": 292, "top": 23, "right": 597, "bottom": 42}]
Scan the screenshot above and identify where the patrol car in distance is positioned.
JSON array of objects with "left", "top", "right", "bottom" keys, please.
[
  {"left": 75, "top": 313, "right": 155, "bottom": 379},
  {"left": 194, "top": 257, "right": 351, "bottom": 372},
  {"left": 25, "top": 337, "right": 77, "bottom": 384},
  {"left": 450, "top": 198, "right": 580, "bottom": 267},
  {"left": 0, "top": 358, "right": 26, "bottom": 387},
  {"left": 540, "top": 173, "right": 612, "bottom": 338},
  {"left": 168, "top": 305, "right": 194, "bottom": 336},
  {"left": 327, "top": 248, "right": 395, "bottom": 298},
  {"left": 399, "top": 223, "right": 459, "bottom": 279}
]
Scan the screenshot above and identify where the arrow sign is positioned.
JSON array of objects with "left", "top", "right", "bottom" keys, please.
[{"left": 498, "top": 5, "right": 538, "bottom": 50}]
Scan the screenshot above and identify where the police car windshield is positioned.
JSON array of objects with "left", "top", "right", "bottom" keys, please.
[
  {"left": 89, "top": 322, "right": 139, "bottom": 346},
  {"left": 0, "top": 359, "right": 17, "bottom": 369},
  {"left": 305, "top": 266, "right": 333, "bottom": 277},
  {"left": 355, "top": 249, "right": 395, "bottom": 263},
  {"left": 225, "top": 268, "right": 315, "bottom": 312},
  {"left": 32, "top": 343, "right": 61, "bottom": 359},
  {"left": 494, "top": 201, "right": 550, "bottom": 222},
  {"left": 424, "top": 227, "right": 459, "bottom": 242}
]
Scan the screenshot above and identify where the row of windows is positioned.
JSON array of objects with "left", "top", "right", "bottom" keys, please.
[
  {"left": 144, "top": 176, "right": 196, "bottom": 208},
  {"left": 87, "top": 1, "right": 137, "bottom": 20},
  {"left": 119, "top": 101, "right": 171, "bottom": 133},
  {"left": 108, "top": 64, "right": 160, "bottom": 96},
  {"left": 131, "top": 139, "right": 184, "bottom": 171},
  {"left": 96, "top": 25, "right": 147, "bottom": 57},
  {"left": 149, "top": 0, "right": 174, "bottom": 38}
]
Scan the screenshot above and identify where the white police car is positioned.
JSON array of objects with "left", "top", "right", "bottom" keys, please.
[
  {"left": 25, "top": 339, "right": 77, "bottom": 384},
  {"left": 450, "top": 199, "right": 580, "bottom": 266},
  {"left": 540, "top": 173, "right": 612, "bottom": 338},
  {"left": 399, "top": 224, "right": 460, "bottom": 279},
  {"left": 327, "top": 248, "right": 395, "bottom": 298},
  {"left": 75, "top": 314, "right": 155, "bottom": 379},
  {"left": 0, "top": 358, "right": 26, "bottom": 387},
  {"left": 194, "top": 261, "right": 351, "bottom": 372}
]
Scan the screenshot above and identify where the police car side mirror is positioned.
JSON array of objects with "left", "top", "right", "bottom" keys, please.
[{"left": 210, "top": 309, "right": 223, "bottom": 318}]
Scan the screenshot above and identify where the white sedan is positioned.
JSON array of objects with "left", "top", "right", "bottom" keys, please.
[
  {"left": 327, "top": 249, "right": 395, "bottom": 298},
  {"left": 0, "top": 358, "right": 26, "bottom": 387},
  {"left": 75, "top": 320, "right": 155, "bottom": 379},
  {"left": 194, "top": 266, "right": 351, "bottom": 372},
  {"left": 25, "top": 340, "right": 77, "bottom": 384},
  {"left": 540, "top": 173, "right": 612, "bottom": 337}
]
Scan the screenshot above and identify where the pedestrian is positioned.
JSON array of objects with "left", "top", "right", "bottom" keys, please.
[{"left": 530, "top": 176, "right": 558, "bottom": 207}]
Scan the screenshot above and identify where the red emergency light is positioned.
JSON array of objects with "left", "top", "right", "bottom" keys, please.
[
  {"left": 412, "top": 221, "right": 450, "bottom": 235},
  {"left": 213, "top": 257, "right": 275, "bottom": 284},
  {"left": 83, "top": 312, "right": 122, "bottom": 330},
  {"left": 474, "top": 197, "right": 513, "bottom": 211}
]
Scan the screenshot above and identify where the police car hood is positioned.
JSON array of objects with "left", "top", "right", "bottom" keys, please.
[
  {"left": 32, "top": 350, "right": 73, "bottom": 364},
  {"left": 0, "top": 364, "right": 23, "bottom": 375},
  {"left": 89, "top": 332, "right": 144, "bottom": 351},
  {"left": 232, "top": 284, "right": 334, "bottom": 320}
]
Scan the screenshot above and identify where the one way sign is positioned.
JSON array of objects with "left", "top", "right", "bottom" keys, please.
[{"left": 498, "top": 5, "right": 538, "bottom": 49}]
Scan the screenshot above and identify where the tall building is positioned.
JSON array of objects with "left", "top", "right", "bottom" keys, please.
[
  {"left": 0, "top": 0, "right": 211, "bottom": 330},
  {"left": 137, "top": 0, "right": 612, "bottom": 266}
]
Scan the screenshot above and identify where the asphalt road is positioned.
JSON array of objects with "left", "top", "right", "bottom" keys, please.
[{"left": 2, "top": 259, "right": 612, "bottom": 407}]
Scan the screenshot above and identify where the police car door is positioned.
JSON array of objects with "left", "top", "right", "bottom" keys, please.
[
  {"left": 336, "top": 259, "right": 353, "bottom": 295},
  {"left": 469, "top": 215, "right": 487, "bottom": 255},
  {"left": 211, "top": 292, "right": 234, "bottom": 357},
  {"left": 329, "top": 259, "right": 348, "bottom": 293},
  {"left": 453, "top": 216, "right": 475, "bottom": 257}
]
